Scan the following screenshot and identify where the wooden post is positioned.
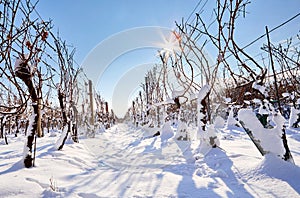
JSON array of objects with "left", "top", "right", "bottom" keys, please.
[
  {"left": 156, "top": 81, "right": 160, "bottom": 128},
  {"left": 47, "top": 116, "right": 50, "bottom": 133},
  {"left": 0, "top": 117, "right": 3, "bottom": 139},
  {"left": 132, "top": 101, "right": 136, "bottom": 126},
  {"left": 89, "top": 80, "right": 94, "bottom": 126},
  {"left": 15, "top": 116, "right": 19, "bottom": 137},
  {"left": 105, "top": 102, "right": 109, "bottom": 115},
  {"left": 8, "top": 117, "right": 11, "bottom": 135},
  {"left": 265, "top": 26, "right": 282, "bottom": 114},
  {"left": 266, "top": 26, "right": 293, "bottom": 162},
  {"left": 37, "top": 98, "right": 43, "bottom": 137},
  {"left": 145, "top": 76, "right": 149, "bottom": 116},
  {"left": 139, "top": 91, "right": 143, "bottom": 123},
  {"left": 105, "top": 102, "right": 109, "bottom": 129}
]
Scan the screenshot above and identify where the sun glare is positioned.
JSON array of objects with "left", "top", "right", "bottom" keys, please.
[{"left": 156, "top": 30, "right": 181, "bottom": 60}]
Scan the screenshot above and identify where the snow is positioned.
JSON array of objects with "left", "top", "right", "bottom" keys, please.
[
  {"left": 161, "top": 121, "right": 174, "bottom": 143},
  {"left": 252, "top": 81, "right": 268, "bottom": 98},
  {"left": 238, "top": 109, "right": 286, "bottom": 156},
  {"left": 225, "top": 107, "right": 238, "bottom": 128},
  {"left": 289, "top": 106, "right": 300, "bottom": 128},
  {"left": 197, "top": 85, "right": 210, "bottom": 134},
  {"left": 175, "top": 120, "right": 189, "bottom": 141},
  {"left": 152, "top": 98, "right": 174, "bottom": 107},
  {"left": 54, "top": 127, "right": 68, "bottom": 150},
  {"left": 214, "top": 116, "right": 225, "bottom": 129},
  {"left": 282, "top": 92, "right": 290, "bottom": 98},
  {"left": 198, "top": 84, "right": 210, "bottom": 102},
  {"left": 223, "top": 97, "right": 232, "bottom": 104},
  {"left": 1, "top": 123, "right": 300, "bottom": 197},
  {"left": 14, "top": 54, "right": 34, "bottom": 75},
  {"left": 171, "top": 90, "right": 185, "bottom": 99},
  {"left": 23, "top": 113, "right": 36, "bottom": 163}
]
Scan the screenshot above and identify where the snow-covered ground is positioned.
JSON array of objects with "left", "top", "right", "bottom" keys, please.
[{"left": 1, "top": 123, "right": 300, "bottom": 197}]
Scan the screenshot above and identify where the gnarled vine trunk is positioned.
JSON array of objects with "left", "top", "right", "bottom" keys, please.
[
  {"left": 15, "top": 61, "right": 40, "bottom": 168},
  {"left": 56, "top": 89, "right": 69, "bottom": 150}
]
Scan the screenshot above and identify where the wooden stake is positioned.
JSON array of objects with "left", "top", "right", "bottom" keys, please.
[
  {"left": 89, "top": 80, "right": 94, "bottom": 125},
  {"left": 37, "top": 98, "right": 43, "bottom": 137},
  {"left": 265, "top": 26, "right": 282, "bottom": 114}
]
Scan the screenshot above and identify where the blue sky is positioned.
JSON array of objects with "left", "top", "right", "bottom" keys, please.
[
  {"left": 37, "top": 0, "right": 300, "bottom": 63},
  {"left": 37, "top": 0, "right": 300, "bottom": 117},
  {"left": 37, "top": 0, "right": 200, "bottom": 63}
]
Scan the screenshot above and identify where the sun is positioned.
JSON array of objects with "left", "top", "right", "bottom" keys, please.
[{"left": 156, "top": 30, "right": 181, "bottom": 61}]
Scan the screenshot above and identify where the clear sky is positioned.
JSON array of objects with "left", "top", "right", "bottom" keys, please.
[
  {"left": 37, "top": 0, "right": 200, "bottom": 63},
  {"left": 36, "top": 0, "right": 300, "bottom": 117}
]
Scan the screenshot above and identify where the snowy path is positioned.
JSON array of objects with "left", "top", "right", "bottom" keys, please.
[
  {"left": 84, "top": 124, "right": 193, "bottom": 170},
  {"left": 1, "top": 123, "right": 300, "bottom": 197},
  {"left": 81, "top": 124, "right": 300, "bottom": 197},
  {"left": 82, "top": 124, "right": 198, "bottom": 197},
  {"left": 80, "top": 124, "right": 259, "bottom": 197}
]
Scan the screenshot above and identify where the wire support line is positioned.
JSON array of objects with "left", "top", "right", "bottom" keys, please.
[
  {"left": 191, "top": 11, "right": 300, "bottom": 79},
  {"left": 241, "top": 12, "right": 300, "bottom": 51},
  {"left": 186, "top": 0, "right": 209, "bottom": 25}
]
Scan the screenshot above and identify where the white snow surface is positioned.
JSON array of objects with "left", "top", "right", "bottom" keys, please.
[
  {"left": 238, "top": 109, "right": 286, "bottom": 156},
  {"left": 225, "top": 107, "right": 238, "bottom": 128},
  {"left": 198, "top": 85, "right": 210, "bottom": 101},
  {"left": 197, "top": 85, "right": 210, "bottom": 134},
  {"left": 1, "top": 123, "right": 300, "bottom": 197},
  {"left": 161, "top": 121, "right": 175, "bottom": 143},
  {"left": 289, "top": 107, "right": 300, "bottom": 127},
  {"left": 175, "top": 120, "right": 189, "bottom": 140},
  {"left": 252, "top": 81, "right": 268, "bottom": 98}
]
